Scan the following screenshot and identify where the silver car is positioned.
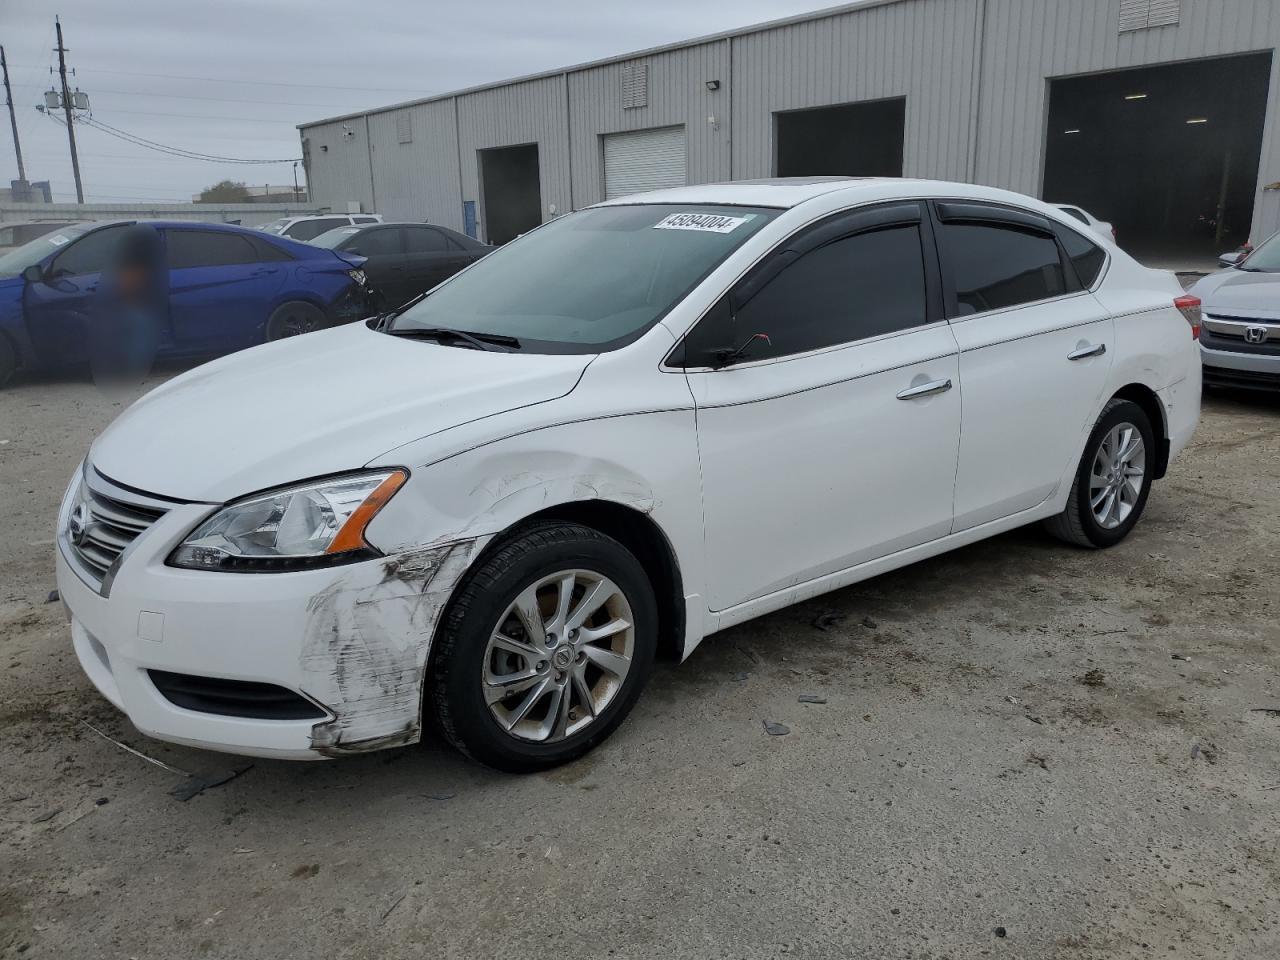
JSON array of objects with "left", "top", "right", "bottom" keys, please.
[{"left": 1192, "top": 232, "right": 1280, "bottom": 391}]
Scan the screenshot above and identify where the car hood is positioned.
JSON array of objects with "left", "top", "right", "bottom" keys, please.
[
  {"left": 90, "top": 322, "right": 592, "bottom": 502},
  {"left": 1191, "top": 269, "right": 1280, "bottom": 315}
]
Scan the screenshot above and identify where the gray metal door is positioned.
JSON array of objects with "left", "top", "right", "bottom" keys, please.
[{"left": 603, "top": 126, "right": 687, "bottom": 200}]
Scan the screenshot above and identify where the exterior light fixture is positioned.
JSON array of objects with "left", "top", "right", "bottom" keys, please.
[
  {"left": 705, "top": 80, "right": 721, "bottom": 91},
  {"left": 1064, "top": 128, "right": 1081, "bottom": 134},
  {"left": 1124, "top": 93, "right": 1148, "bottom": 100},
  {"left": 1185, "top": 117, "right": 1209, "bottom": 124}
]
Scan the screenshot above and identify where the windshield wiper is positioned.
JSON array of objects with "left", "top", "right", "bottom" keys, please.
[{"left": 387, "top": 326, "right": 520, "bottom": 352}]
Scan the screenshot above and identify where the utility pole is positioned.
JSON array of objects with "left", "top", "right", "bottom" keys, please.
[
  {"left": 1, "top": 45, "right": 26, "bottom": 183},
  {"left": 54, "top": 16, "right": 83, "bottom": 203}
]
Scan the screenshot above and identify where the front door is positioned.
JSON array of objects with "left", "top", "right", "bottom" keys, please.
[
  {"left": 679, "top": 203, "right": 962, "bottom": 612},
  {"left": 403, "top": 225, "right": 472, "bottom": 295},
  {"left": 932, "top": 203, "right": 1115, "bottom": 530},
  {"left": 24, "top": 224, "right": 132, "bottom": 367}
]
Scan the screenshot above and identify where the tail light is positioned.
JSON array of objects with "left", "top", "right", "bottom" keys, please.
[
  {"left": 1174, "top": 294, "right": 1201, "bottom": 339},
  {"left": 1111, "top": 227, "right": 1118, "bottom": 243}
]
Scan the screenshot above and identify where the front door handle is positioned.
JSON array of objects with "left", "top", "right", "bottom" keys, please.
[
  {"left": 896, "top": 378, "right": 953, "bottom": 400},
  {"left": 1068, "top": 343, "right": 1107, "bottom": 361}
]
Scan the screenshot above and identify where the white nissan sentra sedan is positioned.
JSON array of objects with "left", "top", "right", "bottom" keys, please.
[{"left": 56, "top": 178, "right": 1201, "bottom": 771}]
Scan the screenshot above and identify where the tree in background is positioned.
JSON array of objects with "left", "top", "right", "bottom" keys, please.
[{"left": 197, "top": 180, "right": 251, "bottom": 203}]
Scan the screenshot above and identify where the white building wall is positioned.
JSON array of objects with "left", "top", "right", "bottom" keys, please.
[
  {"left": 366, "top": 99, "right": 462, "bottom": 229},
  {"left": 301, "top": 118, "right": 375, "bottom": 214}
]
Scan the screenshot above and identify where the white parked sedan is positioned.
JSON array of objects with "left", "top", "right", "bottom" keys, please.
[{"left": 56, "top": 178, "right": 1201, "bottom": 771}]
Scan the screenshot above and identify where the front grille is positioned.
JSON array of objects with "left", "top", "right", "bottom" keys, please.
[
  {"left": 148, "top": 670, "right": 328, "bottom": 720},
  {"left": 1203, "top": 365, "right": 1280, "bottom": 391},
  {"left": 67, "top": 469, "right": 170, "bottom": 589}
]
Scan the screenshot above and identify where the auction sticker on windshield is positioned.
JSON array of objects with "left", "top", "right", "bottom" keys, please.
[{"left": 653, "top": 212, "right": 751, "bottom": 234}]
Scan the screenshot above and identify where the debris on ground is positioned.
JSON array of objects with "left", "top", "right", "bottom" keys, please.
[
  {"left": 734, "top": 643, "right": 761, "bottom": 664},
  {"left": 860, "top": 616, "right": 878, "bottom": 629},
  {"left": 1026, "top": 753, "right": 1049, "bottom": 771},
  {"left": 291, "top": 864, "right": 320, "bottom": 879},
  {"left": 762, "top": 720, "right": 791, "bottom": 736},
  {"left": 32, "top": 808, "right": 61, "bottom": 823},
  {"left": 994, "top": 926, "right": 1008, "bottom": 938},
  {"left": 1026, "top": 715, "right": 1044, "bottom": 725},
  {"left": 732, "top": 671, "right": 749, "bottom": 682},
  {"left": 1004, "top": 695, "right": 1021, "bottom": 705},
  {"left": 798, "top": 694, "right": 827, "bottom": 704},
  {"left": 380, "top": 892, "right": 407, "bottom": 922},
  {"left": 45, "top": 589, "right": 59, "bottom": 604},
  {"left": 170, "top": 765, "right": 253, "bottom": 802},
  {"left": 811, "top": 611, "right": 846, "bottom": 632},
  {"left": 80, "top": 720, "right": 191, "bottom": 776},
  {"left": 1079, "top": 669, "right": 1107, "bottom": 687},
  {"left": 1190, "top": 742, "right": 1219, "bottom": 764},
  {"left": 1171, "top": 654, "right": 1192, "bottom": 662}
]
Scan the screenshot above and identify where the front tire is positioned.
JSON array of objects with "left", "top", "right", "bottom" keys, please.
[
  {"left": 264, "top": 301, "right": 325, "bottom": 342},
  {"left": 430, "top": 522, "right": 657, "bottom": 772},
  {"left": 1044, "top": 398, "right": 1155, "bottom": 548}
]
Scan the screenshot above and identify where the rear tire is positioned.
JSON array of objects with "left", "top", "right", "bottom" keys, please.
[
  {"left": 264, "top": 301, "right": 325, "bottom": 342},
  {"left": 430, "top": 522, "right": 657, "bottom": 772},
  {"left": 1044, "top": 398, "right": 1155, "bottom": 548}
]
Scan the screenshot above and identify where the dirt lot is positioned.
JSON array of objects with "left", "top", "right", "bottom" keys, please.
[{"left": 2, "top": 370, "right": 1279, "bottom": 960}]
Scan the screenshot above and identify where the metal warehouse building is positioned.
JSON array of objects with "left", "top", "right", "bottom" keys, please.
[{"left": 298, "top": 0, "right": 1280, "bottom": 259}]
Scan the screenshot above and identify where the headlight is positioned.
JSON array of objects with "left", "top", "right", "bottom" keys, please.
[
  {"left": 168, "top": 469, "right": 407, "bottom": 572},
  {"left": 348, "top": 269, "right": 368, "bottom": 285}
]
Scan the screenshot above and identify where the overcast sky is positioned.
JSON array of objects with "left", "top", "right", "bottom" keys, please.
[{"left": 1, "top": 0, "right": 832, "bottom": 203}]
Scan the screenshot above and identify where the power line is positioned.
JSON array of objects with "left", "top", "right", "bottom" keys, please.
[
  {"left": 72, "top": 113, "right": 300, "bottom": 164},
  {"left": 87, "top": 107, "right": 301, "bottom": 124}
]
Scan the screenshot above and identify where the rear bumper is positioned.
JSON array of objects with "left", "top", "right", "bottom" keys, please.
[{"left": 1200, "top": 343, "right": 1280, "bottom": 391}]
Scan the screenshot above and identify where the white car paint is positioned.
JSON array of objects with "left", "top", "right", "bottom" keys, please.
[
  {"left": 1053, "top": 203, "right": 1115, "bottom": 242},
  {"left": 56, "top": 178, "right": 1200, "bottom": 760}
]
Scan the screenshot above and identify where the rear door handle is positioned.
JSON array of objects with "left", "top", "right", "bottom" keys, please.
[
  {"left": 896, "top": 378, "right": 953, "bottom": 400},
  {"left": 1068, "top": 343, "right": 1107, "bottom": 360}
]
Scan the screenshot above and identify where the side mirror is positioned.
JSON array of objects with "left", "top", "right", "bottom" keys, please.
[
  {"left": 21, "top": 264, "right": 43, "bottom": 284},
  {"left": 1218, "top": 251, "right": 1243, "bottom": 267}
]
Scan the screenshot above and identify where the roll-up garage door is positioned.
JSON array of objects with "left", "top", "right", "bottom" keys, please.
[{"left": 603, "top": 126, "right": 687, "bottom": 200}]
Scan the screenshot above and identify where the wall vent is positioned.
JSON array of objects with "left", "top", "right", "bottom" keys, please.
[
  {"left": 621, "top": 63, "right": 649, "bottom": 109},
  {"left": 1119, "top": 0, "right": 1180, "bottom": 32},
  {"left": 396, "top": 112, "right": 413, "bottom": 144}
]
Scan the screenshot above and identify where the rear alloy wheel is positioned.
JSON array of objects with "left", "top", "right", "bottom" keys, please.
[
  {"left": 431, "top": 522, "right": 656, "bottom": 772},
  {"left": 1044, "top": 398, "right": 1155, "bottom": 548},
  {"left": 264, "top": 301, "right": 325, "bottom": 342}
]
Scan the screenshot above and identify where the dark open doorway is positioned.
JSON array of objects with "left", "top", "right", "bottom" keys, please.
[
  {"left": 479, "top": 144, "right": 542, "bottom": 245},
  {"left": 774, "top": 98, "right": 906, "bottom": 178},
  {"left": 1043, "top": 52, "right": 1272, "bottom": 266}
]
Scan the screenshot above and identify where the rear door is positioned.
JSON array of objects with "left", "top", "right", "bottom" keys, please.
[
  {"left": 680, "top": 203, "right": 962, "bottom": 612},
  {"left": 23, "top": 223, "right": 132, "bottom": 366},
  {"left": 935, "top": 202, "right": 1114, "bottom": 531},
  {"left": 165, "top": 228, "right": 289, "bottom": 352},
  {"left": 403, "top": 225, "right": 473, "bottom": 294}
]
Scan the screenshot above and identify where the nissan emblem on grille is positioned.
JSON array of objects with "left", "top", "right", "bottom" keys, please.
[
  {"left": 67, "top": 502, "right": 91, "bottom": 548},
  {"left": 1245, "top": 325, "right": 1269, "bottom": 344}
]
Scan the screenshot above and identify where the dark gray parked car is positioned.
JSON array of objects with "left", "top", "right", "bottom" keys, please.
[{"left": 310, "top": 221, "right": 490, "bottom": 309}]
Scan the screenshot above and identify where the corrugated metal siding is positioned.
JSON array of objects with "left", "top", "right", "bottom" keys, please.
[
  {"left": 603, "top": 126, "right": 688, "bottom": 199},
  {"left": 367, "top": 99, "right": 462, "bottom": 228},
  {"left": 455, "top": 75, "right": 571, "bottom": 231},
  {"left": 730, "top": 0, "right": 983, "bottom": 181},
  {"left": 568, "top": 41, "right": 729, "bottom": 208},
  {"left": 974, "top": 0, "right": 1280, "bottom": 223},
  {"left": 300, "top": 118, "right": 375, "bottom": 214}
]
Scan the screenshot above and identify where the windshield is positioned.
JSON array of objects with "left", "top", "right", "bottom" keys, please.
[
  {"left": 1241, "top": 231, "right": 1280, "bottom": 272},
  {"left": 389, "top": 204, "right": 779, "bottom": 352},
  {"left": 310, "top": 226, "right": 362, "bottom": 248},
  {"left": 0, "top": 223, "right": 93, "bottom": 277},
  {"left": 258, "top": 219, "right": 288, "bottom": 234}
]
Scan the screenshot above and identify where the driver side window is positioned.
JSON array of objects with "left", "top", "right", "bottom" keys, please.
[
  {"left": 51, "top": 225, "right": 129, "bottom": 277},
  {"left": 676, "top": 218, "right": 930, "bottom": 367}
]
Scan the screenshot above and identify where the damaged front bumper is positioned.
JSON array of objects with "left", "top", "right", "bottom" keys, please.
[{"left": 56, "top": 499, "right": 476, "bottom": 760}]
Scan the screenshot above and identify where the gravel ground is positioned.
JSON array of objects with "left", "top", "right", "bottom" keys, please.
[{"left": 2, "top": 369, "right": 1279, "bottom": 960}]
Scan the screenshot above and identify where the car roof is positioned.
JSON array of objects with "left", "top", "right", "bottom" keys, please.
[{"left": 591, "top": 177, "right": 1065, "bottom": 213}]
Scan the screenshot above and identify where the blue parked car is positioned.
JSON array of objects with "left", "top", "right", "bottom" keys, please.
[{"left": 0, "top": 220, "right": 371, "bottom": 386}]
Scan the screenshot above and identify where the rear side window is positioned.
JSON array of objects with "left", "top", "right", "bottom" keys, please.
[
  {"left": 404, "top": 227, "right": 450, "bottom": 253},
  {"left": 167, "top": 230, "right": 260, "bottom": 269},
  {"left": 51, "top": 225, "right": 130, "bottom": 276},
  {"left": 353, "top": 216, "right": 378, "bottom": 224},
  {"left": 1060, "top": 207, "right": 1089, "bottom": 225},
  {"left": 1057, "top": 226, "right": 1106, "bottom": 287},
  {"left": 939, "top": 223, "right": 1066, "bottom": 315}
]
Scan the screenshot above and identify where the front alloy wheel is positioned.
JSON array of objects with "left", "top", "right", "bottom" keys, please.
[
  {"left": 431, "top": 522, "right": 656, "bottom": 772},
  {"left": 484, "top": 570, "right": 635, "bottom": 742}
]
